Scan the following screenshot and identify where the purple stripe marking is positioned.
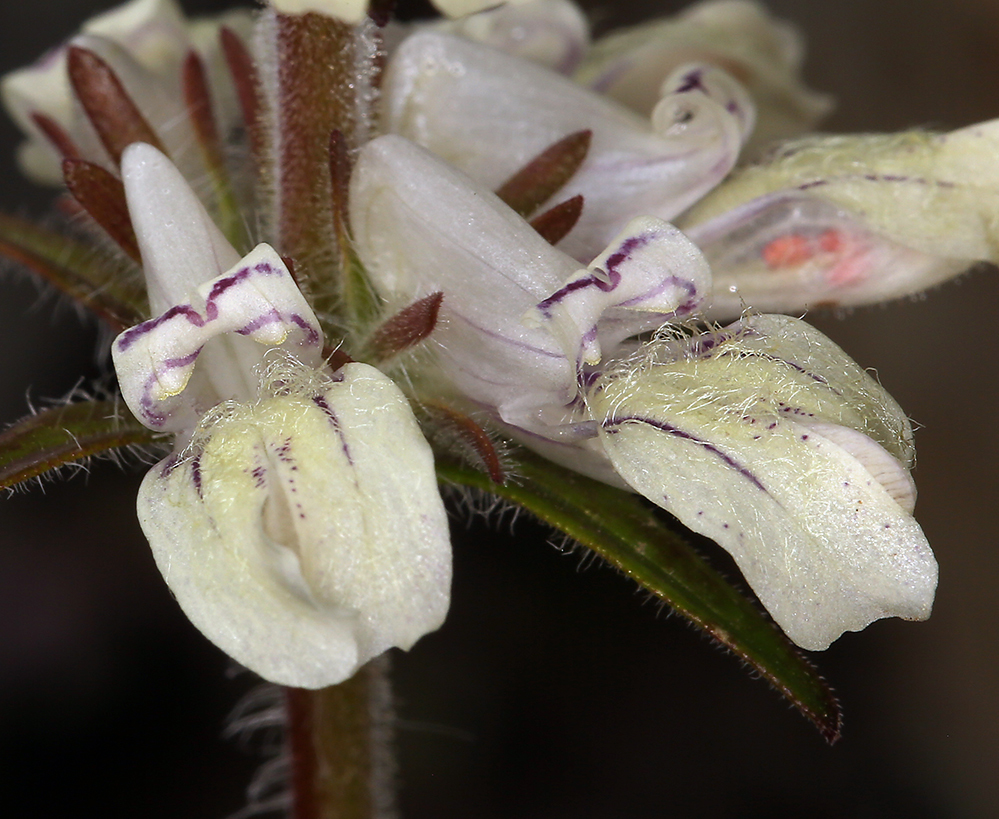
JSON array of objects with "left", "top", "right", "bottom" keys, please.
[
  {"left": 237, "top": 308, "right": 282, "bottom": 336},
  {"left": 289, "top": 314, "right": 321, "bottom": 347},
  {"left": 312, "top": 394, "right": 354, "bottom": 466},
  {"left": 135, "top": 347, "right": 204, "bottom": 428},
  {"left": 548, "top": 232, "right": 700, "bottom": 318},
  {"left": 537, "top": 233, "right": 653, "bottom": 318},
  {"left": 604, "top": 414, "right": 768, "bottom": 493},
  {"left": 537, "top": 267, "right": 621, "bottom": 317},
  {"left": 116, "top": 261, "right": 309, "bottom": 352}
]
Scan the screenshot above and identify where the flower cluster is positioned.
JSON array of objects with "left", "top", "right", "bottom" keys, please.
[{"left": 4, "top": 0, "right": 993, "bottom": 695}]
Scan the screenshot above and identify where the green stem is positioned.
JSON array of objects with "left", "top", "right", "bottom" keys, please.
[{"left": 284, "top": 657, "right": 395, "bottom": 819}]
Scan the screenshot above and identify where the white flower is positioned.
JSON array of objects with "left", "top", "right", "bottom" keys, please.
[
  {"left": 349, "top": 134, "right": 937, "bottom": 649},
  {"left": 591, "top": 315, "right": 935, "bottom": 650},
  {"left": 0, "top": 0, "right": 251, "bottom": 184},
  {"left": 381, "top": 0, "right": 999, "bottom": 317},
  {"left": 382, "top": 29, "right": 752, "bottom": 262},
  {"left": 112, "top": 143, "right": 451, "bottom": 687},
  {"left": 573, "top": 0, "right": 832, "bottom": 156},
  {"left": 679, "top": 123, "right": 999, "bottom": 315},
  {"left": 270, "top": 0, "right": 535, "bottom": 24},
  {"left": 432, "top": 0, "right": 589, "bottom": 73}
]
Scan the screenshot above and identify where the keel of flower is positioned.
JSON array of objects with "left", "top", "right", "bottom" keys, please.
[{"left": 590, "top": 314, "right": 937, "bottom": 650}]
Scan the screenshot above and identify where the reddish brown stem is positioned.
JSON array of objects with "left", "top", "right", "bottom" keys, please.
[
  {"left": 220, "top": 26, "right": 265, "bottom": 162},
  {"left": 283, "top": 661, "right": 394, "bottom": 819}
]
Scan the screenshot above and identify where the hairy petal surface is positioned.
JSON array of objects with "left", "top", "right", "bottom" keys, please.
[
  {"left": 382, "top": 31, "right": 749, "bottom": 261},
  {"left": 138, "top": 360, "right": 451, "bottom": 688},
  {"left": 591, "top": 314, "right": 936, "bottom": 650},
  {"left": 683, "top": 122, "right": 999, "bottom": 315}
]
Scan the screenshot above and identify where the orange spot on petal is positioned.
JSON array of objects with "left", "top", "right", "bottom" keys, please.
[
  {"left": 762, "top": 234, "right": 814, "bottom": 268},
  {"left": 818, "top": 229, "right": 845, "bottom": 253}
]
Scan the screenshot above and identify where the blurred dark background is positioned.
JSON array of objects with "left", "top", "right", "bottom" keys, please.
[{"left": 1, "top": 1, "right": 998, "bottom": 817}]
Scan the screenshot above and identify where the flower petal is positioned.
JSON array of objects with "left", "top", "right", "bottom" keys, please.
[
  {"left": 350, "top": 135, "right": 580, "bottom": 430},
  {"left": 382, "top": 30, "right": 747, "bottom": 260},
  {"left": 113, "top": 243, "right": 324, "bottom": 431},
  {"left": 434, "top": 0, "right": 589, "bottom": 73},
  {"left": 591, "top": 314, "right": 936, "bottom": 650},
  {"left": 683, "top": 123, "right": 999, "bottom": 314},
  {"left": 575, "top": 0, "right": 832, "bottom": 154},
  {"left": 525, "top": 216, "right": 711, "bottom": 366},
  {"left": 138, "top": 359, "right": 451, "bottom": 688},
  {"left": 122, "top": 141, "right": 240, "bottom": 314}
]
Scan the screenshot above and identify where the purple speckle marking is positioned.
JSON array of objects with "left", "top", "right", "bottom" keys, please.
[
  {"left": 251, "top": 464, "right": 267, "bottom": 489},
  {"left": 674, "top": 68, "right": 706, "bottom": 94},
  {"left": 191, "top": 454, "right": 204, "bottom": 499}
]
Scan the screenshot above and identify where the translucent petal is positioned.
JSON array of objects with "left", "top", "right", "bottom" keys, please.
[
  {"left": 576, "top": 0, "right": 832, "bottom": 154},
  {"left": 138, "top": 360, "right": 452, "bottom": 688},
  {"left": 382, "top": 31, "right": 746, "bottom": 261},
  {"left": 683, "top": 123, "right": 999, "bottom": 313}
]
